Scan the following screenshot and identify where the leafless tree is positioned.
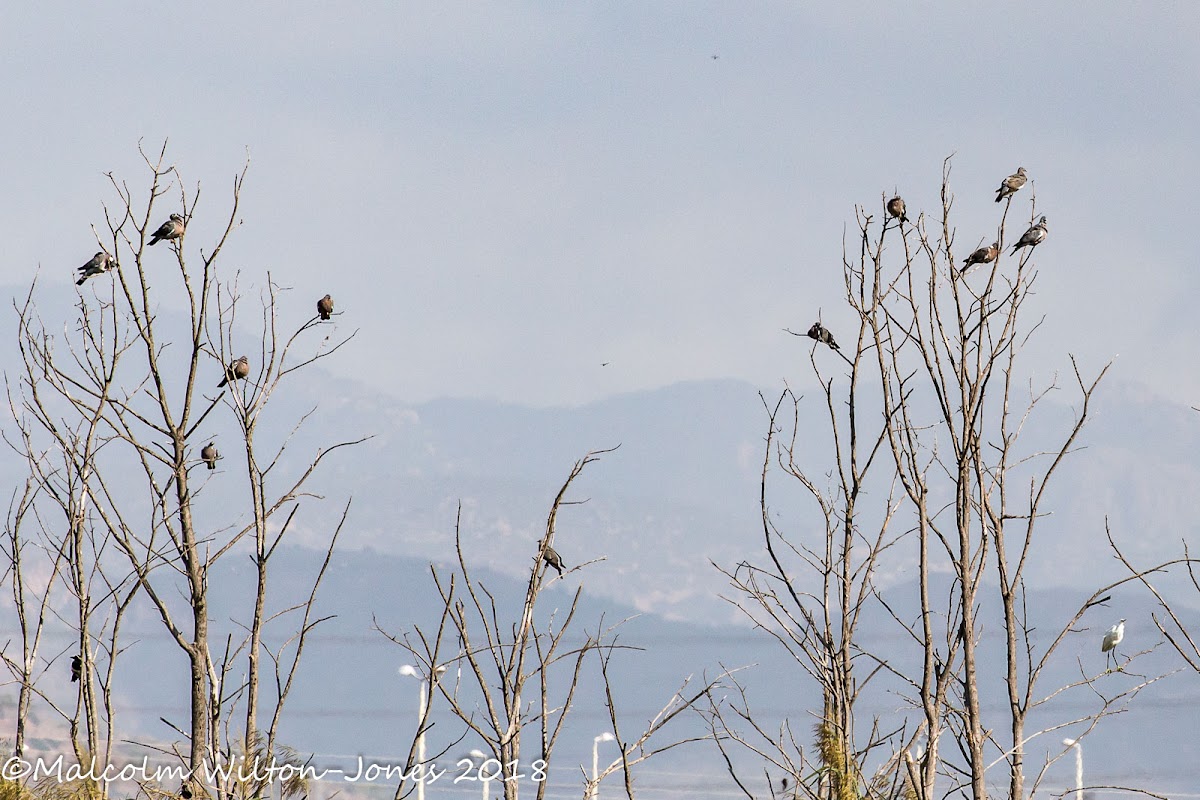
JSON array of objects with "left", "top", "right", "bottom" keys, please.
[
  {"left": 0, "top": 477, "right": 67, "bottom": 759},
  {"left": 7, "top": 142, "right": 362, "bottom": 797},
  {"left": 379, "top": 448, "right": 729, "bottom": 800},
  {"left": 712, "top": 160, "right": 1163, "bottom": 800}
]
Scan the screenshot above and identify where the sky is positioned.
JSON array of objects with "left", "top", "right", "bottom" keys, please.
[{"left": 2, "top": 3, "right": 1198, "bottom": 407}]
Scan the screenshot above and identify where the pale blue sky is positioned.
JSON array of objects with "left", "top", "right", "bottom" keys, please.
[{"left": 3, "top": 3, "right": 1196, "bottom": 405}]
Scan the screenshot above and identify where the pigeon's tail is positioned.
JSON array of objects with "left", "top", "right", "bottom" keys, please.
[
  {"left": 217, "top": 377, "right": 229, "bottom": 388},
  {"left": 206, "top": 461, "right": 216, "bottom": 471},
  {"left": 76, "top": 276, "right": 87, "bottom": 286}
]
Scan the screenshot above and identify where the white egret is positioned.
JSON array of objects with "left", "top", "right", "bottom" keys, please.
[{"left": 1101, "top": 619, "right": 1125, "bottom": 669}]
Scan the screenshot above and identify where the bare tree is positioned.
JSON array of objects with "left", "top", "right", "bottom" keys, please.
[
  {"left": 713, "top": 160, "right": 1161, "bottom": 800},
  {"left": 379, "top": 448, "right": 728, "bottom": 800},
  {"left": 0, "top": 477, "right": 67, "bottom": 759},
  {"left": 8, "top": 143, "right": 361, "bottom": 796}
]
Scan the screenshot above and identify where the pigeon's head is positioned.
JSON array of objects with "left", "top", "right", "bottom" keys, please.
[
  {"left": 1017, "top": 167, "right": 1027, "bottom": 176},
  {"left": 170, "top": 213, "right": 183, "bottom": 222}
]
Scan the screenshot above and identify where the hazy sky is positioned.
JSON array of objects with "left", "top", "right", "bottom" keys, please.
[{"left": 4, "top": 3, "right": 1197, "bottom": 406}]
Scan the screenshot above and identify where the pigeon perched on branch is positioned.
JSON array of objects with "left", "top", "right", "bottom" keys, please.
[
  {"left": 149, "top": 214, "right": 185, "bottom": 245},
  {"left": 958, "top": 242, "right": 999, "bottom": 276},
  {"left": 1010, "top": 216, "right": 1048, "bottom": 253},
  {"left": 994, "top": 168, "right": 1028, "bottom": 203},
  {"left": 886, "top": 196, "right": 908, "bottom": 223},
  {"left": 201, "top": 443, "right": 218, "bottom": 470},
  {"left": 70, "top": 655, "right": 81, "bottom": 683},
  {"left": 806, "top": 322, "right": 840, "bottom": 351},
  {"left": 217, "top": 356, "right": 249, "bottom": 388},
  {"left": 542, "top": 545, "right": 564, "bottom": 576},
  {"left": 76, "top": 252, "right": 115, "bottom": 285}
]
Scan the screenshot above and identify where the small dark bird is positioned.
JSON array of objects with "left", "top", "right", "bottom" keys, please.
[
  {"left": 76, "top": 252, "right": 115, "bottom": 285},
  {"left": 1010, "top": 216, "right": 1048, "bottom": 253},
  {"left": 542, "top": 545, "right": 564, "bottom": 576},
  {"left": 806, "top": 322, "right": 839, "bottom": 351},
  {"left": 180, "top": 783, "right": 192, "bottom": 800},
  {"left": 959, "top": 242, "right": 999, "bottom": 275},
  {"left": 148, "top": 214, "right": 185, "bottom": 246},
  {"left": 217, "top": 355, "right": 250, "bottom": 388},
  {"left": 70, "top": 654, "right": 81, "bottom": 683},
  {"left": 201, "top": 443, "right": 218, "bottom": 470},
  {"left": 994, "top": 167, "right": 1028, "bottom": 203},
  {"left": 886, "top": 196, "right": 908, "bottom": 223},
  {"left": 317, "top": 294, "right": 334, "bottom": 321}
]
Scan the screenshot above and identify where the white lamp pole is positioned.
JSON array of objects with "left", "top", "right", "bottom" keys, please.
[
  {"left": 591, "top": 732, "right": 615, "bottom": 799},
  {"left": 1062, "top": 738, "right": 1082, "bottom": 800},
  {"left": 469, "top": 749, "right": 488, "bottom": 800},
  {"left": 401, "top": 665, "right": 445, "bottom": 800}
]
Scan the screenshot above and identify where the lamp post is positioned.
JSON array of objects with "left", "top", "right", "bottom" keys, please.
[
  {"left": 400, "top": 664, "right": 445, "bottom": 800},
  {"left": 468, "top": 750, "right": 489, "bottom": 800},
  {"left": 591, "top": 732, "right": 615, "bottom": 799},
  {"left": 1062, "top": 738, "right": 1082, "bottom": 800}
]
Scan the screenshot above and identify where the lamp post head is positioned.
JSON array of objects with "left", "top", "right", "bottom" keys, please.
[
  {"left": 399, "top": 664, "right": 421, "bottom": 678},
  {"left": 1063, "top": 738, "right": 1077, "bottom": 747},
  {"left": 594, "top": 732, "right": 615, "bottom": 744}
]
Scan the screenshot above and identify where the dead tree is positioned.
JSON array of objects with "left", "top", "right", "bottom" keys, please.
[
  {"left": 715, "top": 160, "right": 1162, "bottom": 800},
  {"left": 9, "top": 142, "right": 360, "bottom": 794},
  {"left": 0, "top": 478, "right": 67, "bottom": 759},
  {"left": 378, "top": 449, "right": 727, "bottom": 800}
]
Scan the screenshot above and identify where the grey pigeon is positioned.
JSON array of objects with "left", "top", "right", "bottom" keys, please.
[
  {"left": 958, "top": 242, "right": 999, "bottom": 275},
  {"left": 70, "top": 654, "right": 81, "bottom": 683},
  {"left": 148, "top": 214, "right": 185, "bottom": 246},
  {"left": 201, "top": 442, "right": 218, "bottom": 470},
  {"left": 994, "top": 167, "right": 1028, "bottom": 203},
  {"left": 76, "top": 251, "right": 114, "bottom": 285},
  {"left": 217, "top": 355, "right": 250, "bottom": 388},
  {"left": 887, "top": 196, "right": 908, "bottom": 223},
  {"left": 806, "top": 322, "right": 840, "bottom": 351},
  {"left": 1010, "top": 216, "right": 1048, "bottom": 253},
  {"left": 542, "top": 545, "right": 564, "bottom": 576},
  {"left": 317, "top": 294, "right": 334, "bottom": 321}
]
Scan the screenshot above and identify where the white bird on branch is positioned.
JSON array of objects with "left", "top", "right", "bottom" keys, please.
[{"left": 1101, "top": 618, "right": 1125, "bottom": 669}]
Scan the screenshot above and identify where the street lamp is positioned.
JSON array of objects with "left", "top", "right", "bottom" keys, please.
[
  {"left": 1062, "top": 738, "right": 1082, "bottom": 800},
  {"left": 591, "top": 732, "right": 615, "bottom": 799},
  {"left": 467, "top": 750, "right": 489, "bottom": 800},
  {"left": 400, "top": 664, "right": 446, "bottom": 800}
]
